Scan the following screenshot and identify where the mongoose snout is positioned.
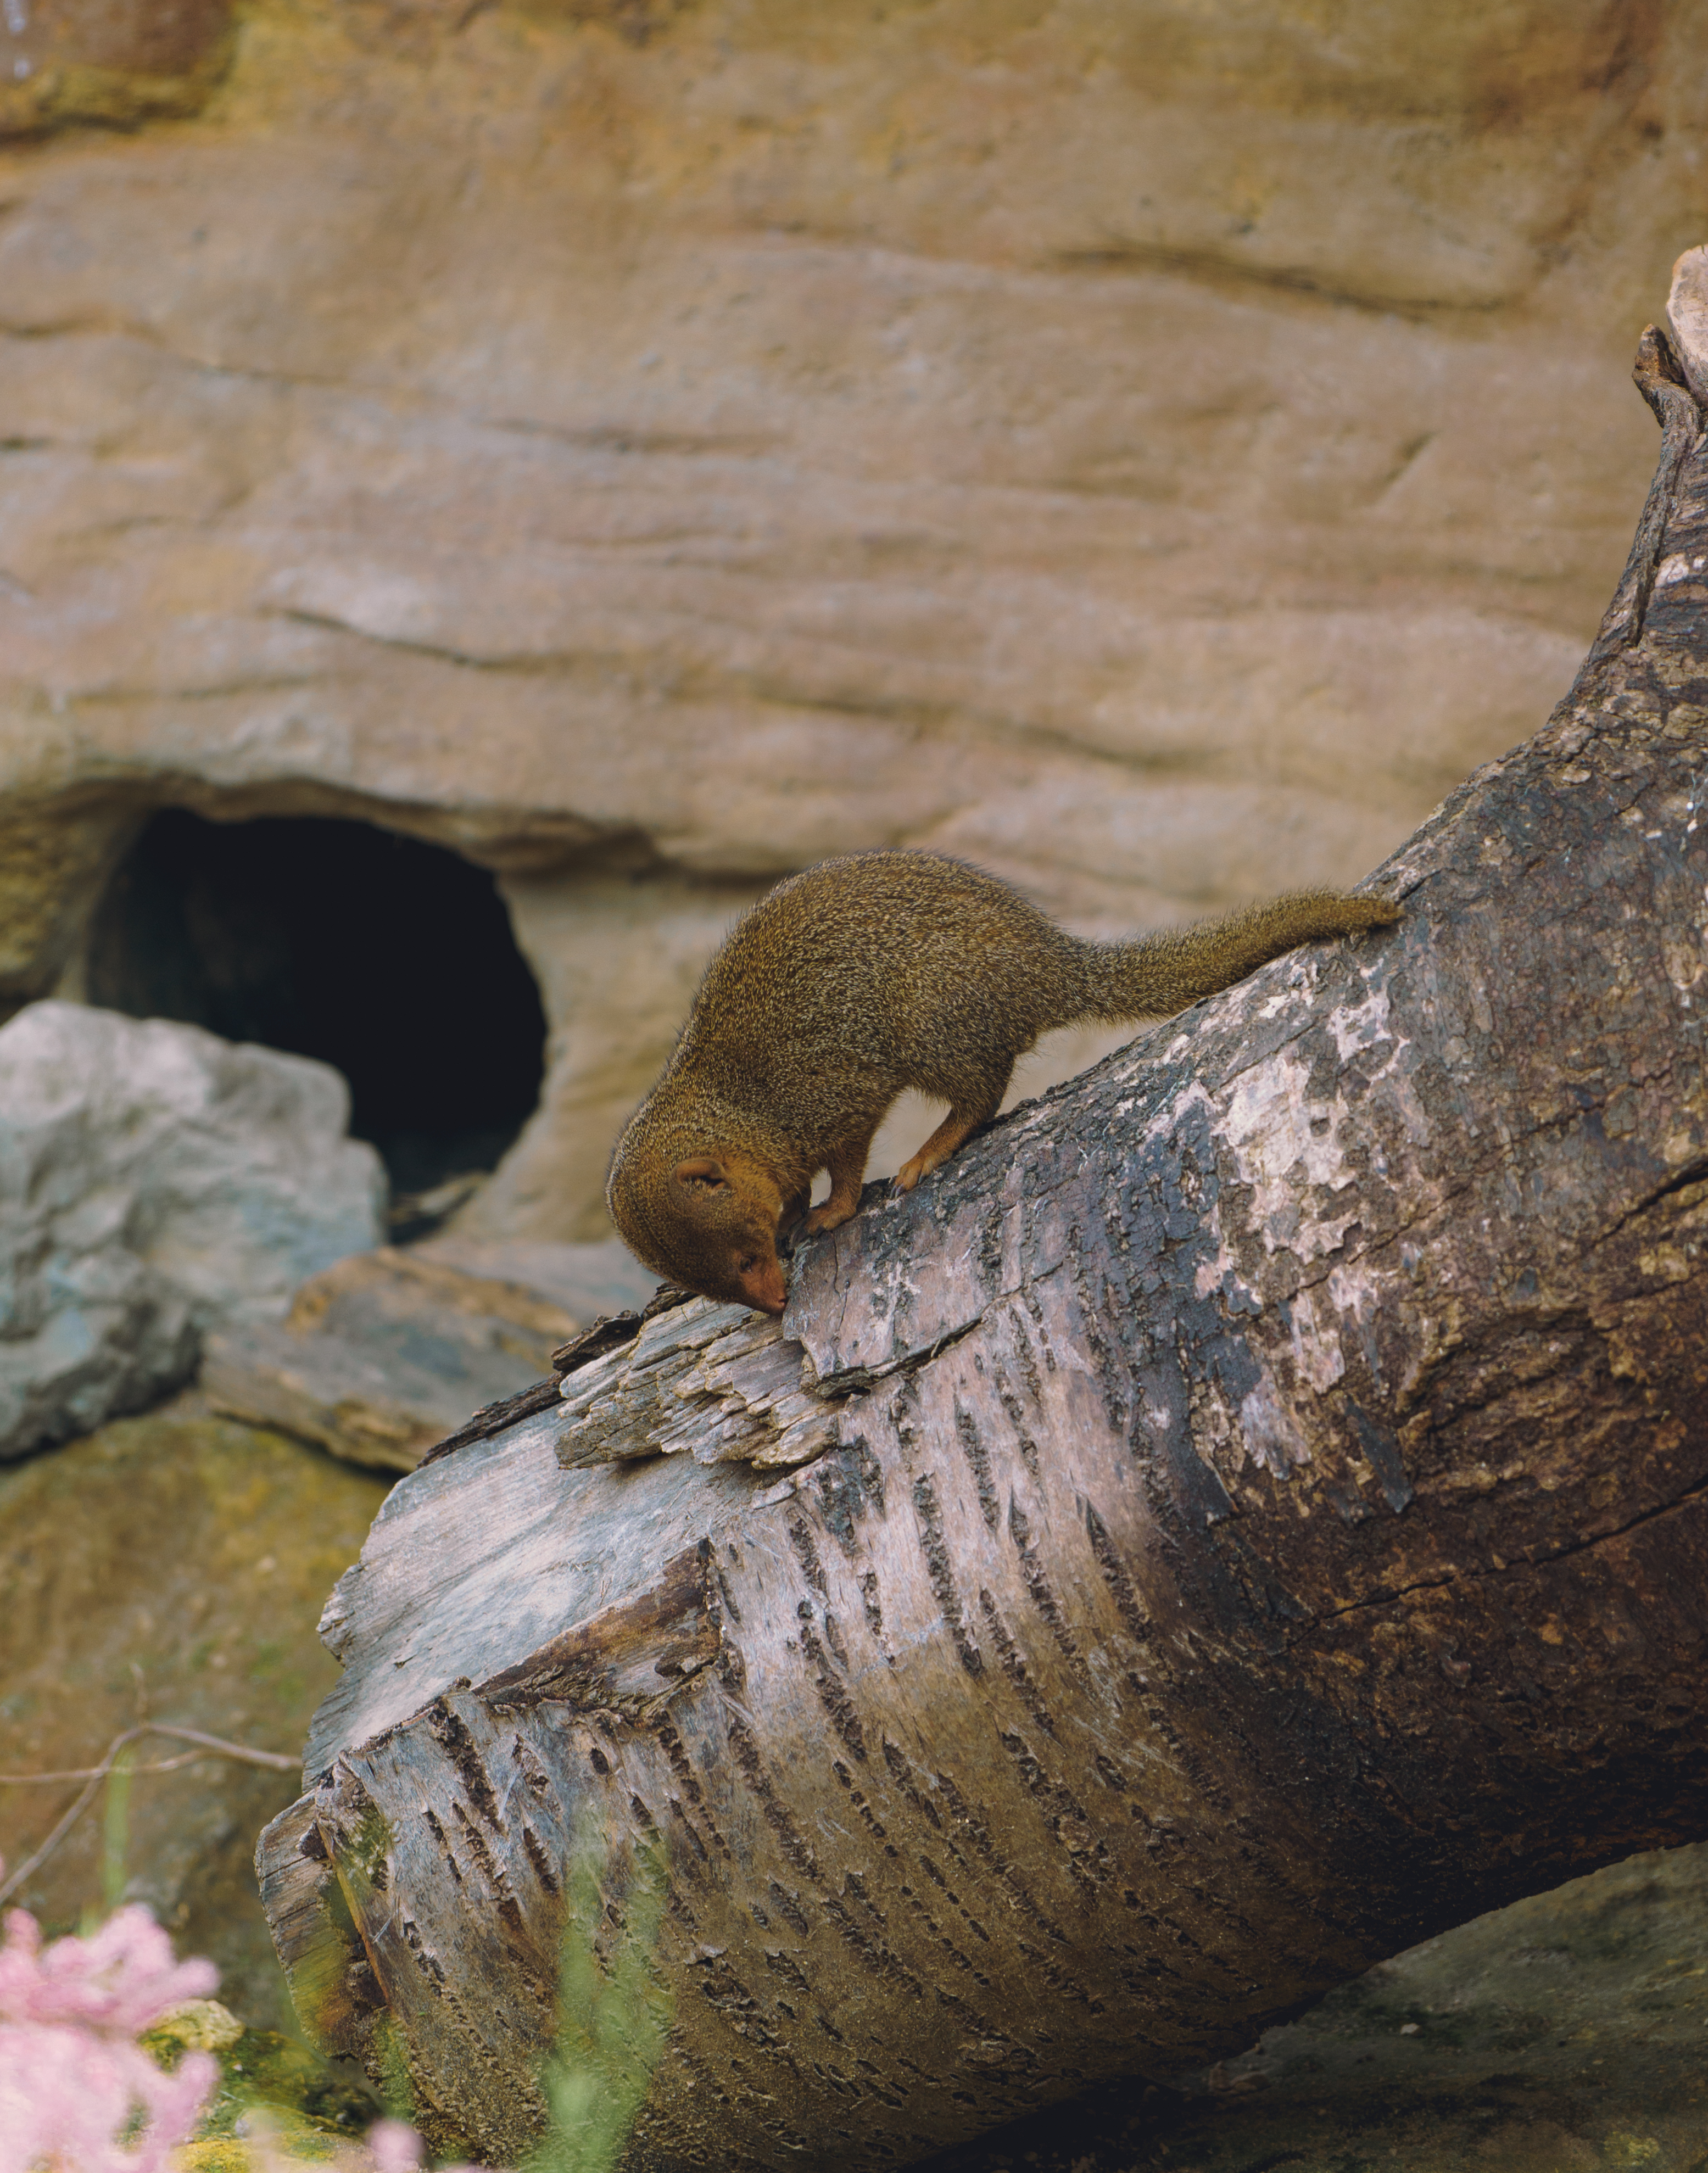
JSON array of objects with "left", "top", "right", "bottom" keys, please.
[{"left": 606, "top": 850, "right": 1402, "bottom": 1314}]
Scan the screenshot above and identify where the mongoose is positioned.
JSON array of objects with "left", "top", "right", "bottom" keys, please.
[{"left": 607, "top": 850, "right": 1401, "bottom": 1315}]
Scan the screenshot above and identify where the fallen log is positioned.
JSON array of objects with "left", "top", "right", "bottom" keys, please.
[{"left": 258, "top": 291, "right": 1708, "bottom": 2171}]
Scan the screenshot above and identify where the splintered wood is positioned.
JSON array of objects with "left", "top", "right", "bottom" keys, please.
[{"left": 556, "top": 1299, "right": 839, "bottom": 1471}]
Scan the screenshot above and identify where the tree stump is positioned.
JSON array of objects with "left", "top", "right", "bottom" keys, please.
[{"left": 258, "top": 311, "right": 1708, "bottom": 2171}]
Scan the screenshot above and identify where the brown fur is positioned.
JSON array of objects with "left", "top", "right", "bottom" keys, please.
[{"left": 606, "top": 851, "right": 1401, "bottom": 1314}]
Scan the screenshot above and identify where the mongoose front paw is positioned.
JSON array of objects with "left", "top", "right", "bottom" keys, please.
[
  {"left": 805, "top": 1200, "right": 857, "bottom": 1234},
  {"left": 892, "top": 1157, "right": 926, "bottom": 1193}
]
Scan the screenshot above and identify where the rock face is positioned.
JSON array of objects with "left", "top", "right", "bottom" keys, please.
[
  {"left": 0, "top": 1003, "right": 386, "bottom": 1458},
  {"left": 1, "top": 0, "right": 1703, "bottom": 1234},
  {"left": 0, "top": 0, "right": 233, "bottom": 139}
]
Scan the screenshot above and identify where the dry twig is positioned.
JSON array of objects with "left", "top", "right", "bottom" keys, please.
[{"left": 0, "top": 1725, "right": 298, "bottom": 1908}]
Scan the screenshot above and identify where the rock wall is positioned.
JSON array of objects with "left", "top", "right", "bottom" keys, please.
[{"left": 1, "top": 0, "right": 1701, "bottom": 1234}]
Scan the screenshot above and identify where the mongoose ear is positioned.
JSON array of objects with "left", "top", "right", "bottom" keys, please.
[{"left": 674, "top": 1158, "right": 729, "bottom": 1192}]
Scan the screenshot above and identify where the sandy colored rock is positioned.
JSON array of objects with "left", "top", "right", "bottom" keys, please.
[
  {"left": 0, "top": 0, "right": 234, "bottom": 137},
  {"left": 2, "top": 0, "right": 1703, "bottom": 1233},
  {"left": 201, "top": 1320, "right": 482, "bottom": 1473},
  {"left": 0, "top": 1004, "right": 387, "bottom": 1458},
  {"left": 408, "top": 1233, "right": 657, "bottom": 1321},
  {"left": 282, "top": 1244, "right": 578, "bottom": 1354},
  {"left": 0, "top": 1407, "right": 390, "bottom": 2034}
]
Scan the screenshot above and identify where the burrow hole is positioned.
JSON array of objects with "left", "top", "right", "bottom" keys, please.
[{"left": 86, "top": 809, "right": 548, "bottom": 1215}]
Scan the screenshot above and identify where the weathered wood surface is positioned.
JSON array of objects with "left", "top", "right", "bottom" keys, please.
[{"left": 259, "top": 318, "right": 1708, "bottom": 2171}]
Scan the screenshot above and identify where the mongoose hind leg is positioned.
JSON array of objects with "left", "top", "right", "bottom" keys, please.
[
  {"left": 805, "top": 1124, "right": 880, "bottom": 1235},
  {"left": 894, "top": 1101, "right": 997, "bottom": 1195}
]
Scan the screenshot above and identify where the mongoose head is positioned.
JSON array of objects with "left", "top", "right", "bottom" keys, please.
[{"left": 610, "top": 1148, "right": 791, "bottom": 1315}]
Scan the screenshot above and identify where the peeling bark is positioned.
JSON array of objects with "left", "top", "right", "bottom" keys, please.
[{"left": 258, "top": 326, "right": 1708, "bottom": 2171}]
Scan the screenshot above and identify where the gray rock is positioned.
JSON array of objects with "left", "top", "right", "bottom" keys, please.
[
  {"left": 202, "top": 1237, "right": 660, "bottom": 1472},
  {"left": 0, "top": 1002, "right": 386, "bottom": 1457}
]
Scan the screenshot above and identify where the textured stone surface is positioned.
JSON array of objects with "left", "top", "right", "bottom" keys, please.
[
  {"left": 0, "top": 1408, "right": 390, "bottom": 2035},
  {"left": 2, "top": 1, "right": 1704, "bottom": 1234},
  {"left": 932, "top": 1842, "right": 1708, "bottom": 2171},
  {"left": 409, "top": 1233, "right": 658, "bottom": 1322},
  {"left": 0, "top": 0, "right": 233, "bottom": 138},
  {"left": 0, "top": 1003, "right": 386, "bottom": 1457},
  {"left": 203, "top": 1237, "right": 657, "bottom": 1468}
]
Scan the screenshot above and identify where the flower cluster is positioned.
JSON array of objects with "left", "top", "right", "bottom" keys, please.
[
  {"left": 0, "top": 1862, "right": 504, "bottom": 2173},
  {"left": 0, "top": 1891, "right": 219, "bottom": 2173}
]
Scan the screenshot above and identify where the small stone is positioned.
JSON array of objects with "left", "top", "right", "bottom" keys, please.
[
  {"left": 204, "top": 1241, "right": 658, "bottom": 1472},
  {"left": 147, "top": 1997, "right": 246, "bottom": 2053}
]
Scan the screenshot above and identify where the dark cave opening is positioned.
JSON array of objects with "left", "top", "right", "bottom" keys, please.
[{"left": 86, "top": 808, "right": 548, "bottom": 1201}]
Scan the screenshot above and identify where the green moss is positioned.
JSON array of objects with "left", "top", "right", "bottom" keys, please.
[
  {"left": 146, "top": 2003, "right": 379, "bottom": 2147},
  {"left": 203, "top": 2026, "right": 380, "bottom": 2140}
]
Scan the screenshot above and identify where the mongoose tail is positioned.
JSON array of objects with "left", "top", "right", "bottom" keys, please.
[
  {"left": 884, "top": 890, "right": 1405, "bottom": 1198},
  {"left": 605, "top": 852, "right": 1404, "bottom": 1315},
  {"left": 1076, "top": 890, "right": 1404, "bottom": 1021}
]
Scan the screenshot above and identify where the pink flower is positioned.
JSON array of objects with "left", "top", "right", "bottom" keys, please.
[
  {"left": 361, "top": 2118, "right": 499, "bottom": 2173},
  {"left": 0, "top": 1863, "right": 505, "bottom": 2173},
  {"left": 365, "top": 2121, "right": 427, "bottom": 2173},
  {"left": 0, "top": 1878, "right": 220, "bottom": 2173},
  {"left": 0, "top": 1903, "right": 217, "bottom": 2036}
]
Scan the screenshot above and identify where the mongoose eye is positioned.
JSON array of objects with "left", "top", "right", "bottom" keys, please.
[{"left": 736, "top": 1253, "right": 758, "bottom": 1273}]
